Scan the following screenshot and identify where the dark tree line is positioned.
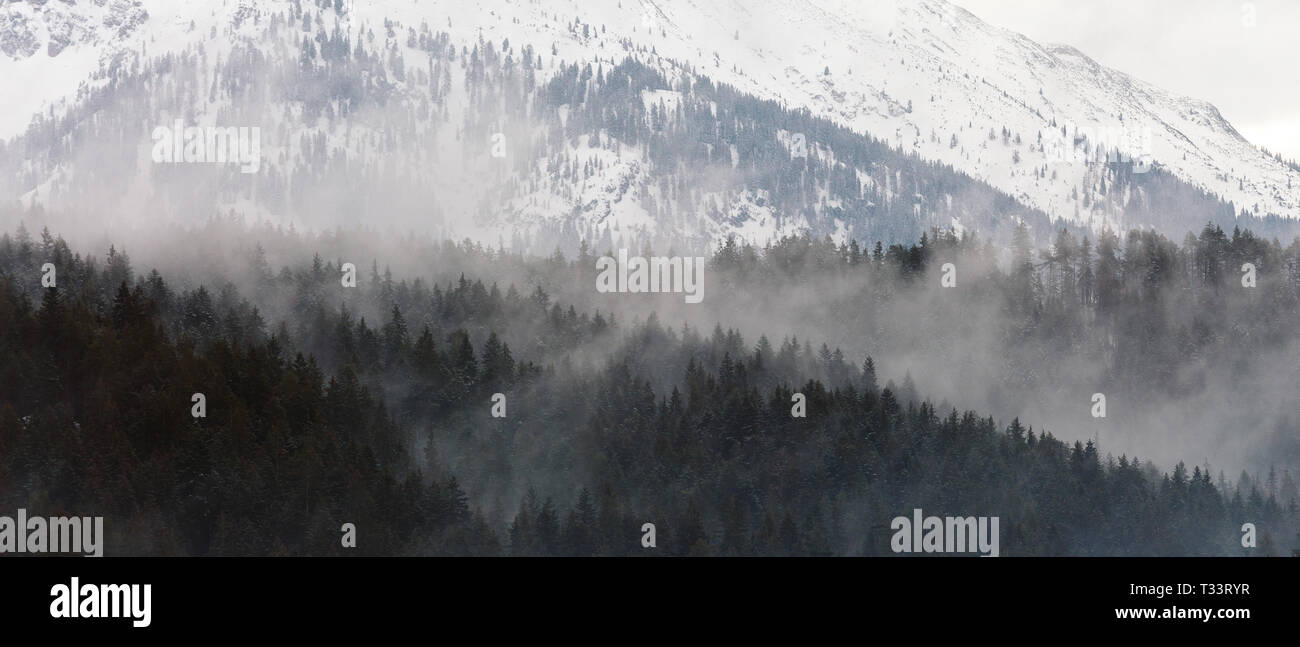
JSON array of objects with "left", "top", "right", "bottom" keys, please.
[{"left": 2, "top": 225, "right": 1296, "bottom": 555}]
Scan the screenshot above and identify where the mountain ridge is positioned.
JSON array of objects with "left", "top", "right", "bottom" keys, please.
[{"left": 1, "top": 0, "right": 1295, "bottom": 249}]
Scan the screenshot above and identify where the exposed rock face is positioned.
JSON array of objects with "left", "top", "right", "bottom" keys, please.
[
  {"left": 0, "top": 8, "right": 40, "bottom": 58},
  {"left": 0, "top": 0, "right": 148, "bottom": 60}
]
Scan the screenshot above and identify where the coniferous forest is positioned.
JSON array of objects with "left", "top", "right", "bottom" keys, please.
[
  {"left": 2, "top": 221, "right": 1297, "bottom": 556},
  {"left": 1, "top": 1, "right": 1298, "bottom": 562}
]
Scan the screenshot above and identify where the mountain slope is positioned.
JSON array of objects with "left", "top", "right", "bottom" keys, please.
[{"left": 0, "top": 0, "right": 1295, "bottom": 247}]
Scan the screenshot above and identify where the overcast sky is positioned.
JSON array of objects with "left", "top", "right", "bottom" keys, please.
[{"left": 954, "top": 0, "right": 1300, "bottom": 161}]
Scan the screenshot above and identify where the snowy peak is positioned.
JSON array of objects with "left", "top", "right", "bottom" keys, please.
[
  {"left": 628, "top": 0, "right": 1296, "bottom": 224},
  {"left": 375, "top": 0, "right": 1296, "bottom": 227},
  {"left": 1, "top": 0, "right": 1296, "bottom": 245}
]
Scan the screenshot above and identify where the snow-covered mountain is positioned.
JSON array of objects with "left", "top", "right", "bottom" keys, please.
[{"left": 1, "top": 0, "right": 1296, "bottom": 248}]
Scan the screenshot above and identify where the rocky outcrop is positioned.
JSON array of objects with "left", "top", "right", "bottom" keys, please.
[{"left": 0, "top": 0, "right": 148, "bottom": 60}]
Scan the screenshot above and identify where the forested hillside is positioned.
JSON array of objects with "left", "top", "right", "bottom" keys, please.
[
  {"left": 7, "top": 2, "right": 1297, "bottom": 256},
  {"left": 2, "top": 223, "right": 1296, "bottom": 555}
]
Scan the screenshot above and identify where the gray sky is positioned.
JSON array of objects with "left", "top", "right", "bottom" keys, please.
[{"left": 955, "top": 0, "right": 1300, "bottom": 161}]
